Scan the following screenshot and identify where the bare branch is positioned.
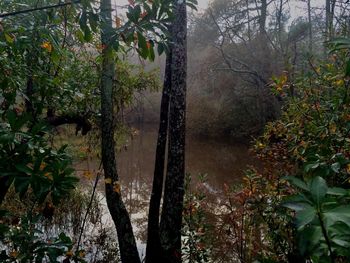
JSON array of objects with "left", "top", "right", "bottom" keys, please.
[{"left": 0, "top": 1, "right": 80, "bottom": 18}]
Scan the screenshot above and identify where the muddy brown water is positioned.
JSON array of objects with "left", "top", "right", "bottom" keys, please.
[
  {"left": 76, "top": 124, "right": 257, "bottom": 188},
  {"left": 74, "top": 124, "right": 258, "bottom": 257},
  {"left": 118, "top": 125, "right": 255, "bottom": 187}
]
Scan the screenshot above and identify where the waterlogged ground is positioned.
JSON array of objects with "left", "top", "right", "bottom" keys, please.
[{"left": 72, "top": 124, "right": 258, "bottom": 258}]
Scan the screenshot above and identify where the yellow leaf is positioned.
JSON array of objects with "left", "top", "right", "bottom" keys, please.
[
  {"left": 40, "top": 162, "right": 47, "bottom": 171},
  {"left": 83, "top": 171, "right": 93, "bottom": 180},
  {"left": 9, "top": 251, "right": 18, "bottom": 258},
  {"left": 44, "top": 172, "right": 53, "bottom": 180},
  {"left": 346, "top": 164, "right": 350, "bottom": 174},
  {"left": 115, "top": 17, "right": 121, "bottom": 28},
  {"left": 79, "top": 250, "right": 86, "bottom": 258},
  {"left": 330, "top": 123, "right": 337, "bottom": 134},
  {"left": 335, "top": 79, "right": 344, "bottom": 87},
  {"left": 105, "top": 178, "right": 112, "bottom": 184},
  {"left": 41, "top": 41, "right": 52, "bottom": 52},
  {"left": 5, "top": 33, "right": 14, "bottom": 43},
  {"left": 113, "top": 182, "right": 121, "bottom": 194}
]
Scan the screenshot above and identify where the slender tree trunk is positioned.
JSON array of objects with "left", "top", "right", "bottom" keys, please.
[
  {"left": 307, "top": 0, "right": 313, "bottom": 54},
  {"left": 259, "top": 0, "right": 267, "bottom": 35},
  {"left": 145, "top": 51, "right": 172, "bottom": 263},
  {"left": 246, "top": 0, "right": 251, "bottom": 41},
  {"left": 330, "top": 0, "right": 336, "bottom": 39},
  {"left": 100, "top": 1, "right": 140, "bottom": 262},
  {"left": 159, "top": 0, "right": 187, "bottom": 262},
  {"left": 325, "top": 0, "right": 331, "bottom": 41}
]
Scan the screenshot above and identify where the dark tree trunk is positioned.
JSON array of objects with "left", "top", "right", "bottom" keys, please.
[
  {"left": 159, "top": 0, "right": 187, "bottom": 262},
  {"left": 259, "top": 0, "right": 267, "bottom": 35},
  {"left": 145, "top": 51, "right": 172, "bottom": 263},
  {"left": 100, "top": 0, "right": 140, "bottom": 262}
]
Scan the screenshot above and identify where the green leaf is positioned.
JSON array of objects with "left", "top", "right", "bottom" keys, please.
[
  {"left": 327, "top": 187, "right": 347, "bottom": 196},
  {"left": 6, "top": 110, "right": 17, "bottom": 131},
  {"left": 15, "top": 164, "right": 33, "bottom": 175},
  {"left": 324, "top": 205, "right": 350, "bottom": 228},
  {"left": 331, "top": 162, "right": 340, "bottom": 173},
  {"left": 149, "top": 43, "right": 155, "bottom": 61},
  {"left": 310, "top": 176, "right": 328, "bottom": 208},
  {"left": 304, "top": 162, "right": 320, "bottom": 173},
  {"left": 283, "top": 202, "right": 309, "bottom": 212},
  {"left": 296, "top": 206, "right": 316, "bottom": 230},
  {"left": 4, "top": 33, "right": 14, "bottom": 44},
  {"left": 14, "top": 176, "right": 31, "bottom": 197},
  {"left": 157, "top": 42, "right": 165, "bottom": 55},
  {"left": 285, "top": 176, "right": 309, "bottom": 191},
  {"left": 345, "top": 59, "right": 350, "bottom": 77}
]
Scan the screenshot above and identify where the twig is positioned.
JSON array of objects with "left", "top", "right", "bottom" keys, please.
[
  {"left": 76, "top": 160, "right": 103, "bottom": 252},
  {"left": 0, "top": 0, "right": 80, "bottom": 18}
]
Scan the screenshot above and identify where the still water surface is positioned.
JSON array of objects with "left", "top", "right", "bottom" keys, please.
[{"left": 75, "top": 125, "right": 258, "bottom": 257}]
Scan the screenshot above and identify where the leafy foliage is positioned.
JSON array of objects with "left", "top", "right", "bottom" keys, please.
[
  {"left": 284, "top": 176, "right": 350, "bottom": 262},
  {"left": 251, "top": 43, "right": 350, "bottom": 262}
]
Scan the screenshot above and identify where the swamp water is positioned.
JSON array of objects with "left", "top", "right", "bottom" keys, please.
[{"left": 73, "top": 125, "right": 258, "bottom": 259}]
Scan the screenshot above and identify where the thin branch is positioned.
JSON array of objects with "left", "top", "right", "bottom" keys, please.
[
  {"left": 76, "top": 162, "right": 103, "bottom": 252},
  {"left": 0, "top": 0, "right": 80, "bottom": 18}
]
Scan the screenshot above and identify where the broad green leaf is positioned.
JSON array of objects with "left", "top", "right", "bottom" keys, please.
[
  {"left": 324, "top": 205, "right": 350, "bottom": 228},
  {"left": 283, "top": 202, "right": 310, "bottom": 212},
  {"left": 285, "top": 176, "right": 309, "bottom": 191},
  {"left": 15, "top": 164, "right": 33, "bottom": 175},
  {"left": 14, "top": 176, "right": 31, "bottom": 197},
  {"left": 310, "top": 176, "right": 328, "bottom": 208},
  {"left": 298, "top": 226, "right": 322, "bottom": 256},
  {"left": 304, "top": 162, "right": 319, "bottom": 173},
  {"left": 296, "top": 206, "right": 316, "bottom": 230},
  {"left": 327, "top": 187, "right": 347, "bottom": 196}
]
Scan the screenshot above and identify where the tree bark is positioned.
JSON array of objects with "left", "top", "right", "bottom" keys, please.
[
  {"left": 145, "top": 51, "right": 172, "bottom": 263},
  {"left": 325, "top": 0, "right": 336, "bottom": 42},
  {"left": 100, "top": 0, "right": 140, "bottom": 262},
  {"left": 307, "top": 0, "right": 313, "bottom": 54},
  {"left": 159, "top": 0, "right": 187, "bottom": 261},
  {"left": 259, "top": 0, "right": 267, "bottom": 35}
]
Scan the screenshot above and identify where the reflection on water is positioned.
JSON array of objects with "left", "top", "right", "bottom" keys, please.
[
  {"left": 75, "top": 124, "right": 258, "bottom": 258},
  {"left": 117, "top": 124, "right": 256, "bottom": 188}
]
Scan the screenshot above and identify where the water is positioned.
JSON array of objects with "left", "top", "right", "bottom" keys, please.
[
  {"left": 74, "top": 124, "right": 258, "bottom": 258},
  {"left": 117, "top": 124, "right": 256, "bottom": 188}
]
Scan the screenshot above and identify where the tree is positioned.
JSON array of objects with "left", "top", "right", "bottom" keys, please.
[
  {"left": 99, "top": 0, "right": 141, "bottom": 262},
  {"left": 0, "top": 0, "right": 192, "bottom": 261},
  {"left": 159, "top": 0, "right": 187, "bottom": 261},
  {"left": 146, "top": 49, "right": 172, "bottom": 262}
]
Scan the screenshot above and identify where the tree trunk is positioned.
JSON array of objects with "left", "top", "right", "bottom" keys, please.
[
  {"left": 307, "top": 0, "right": 313, "bottom": 54},
  {"left": 145, "top": 51, "right": 172, "bottom": 263},
  {"left": 259, "top": 0, "right": 267, "bottom": 35},
  {"left": 325, "top": 0, "right": 330, "bottom": 39},
  {"left": 100, "top": 1, "right": 140, "bottom": 262},
  {"left": 159, "top": 0, "right": 187, "bottom": 261}
]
